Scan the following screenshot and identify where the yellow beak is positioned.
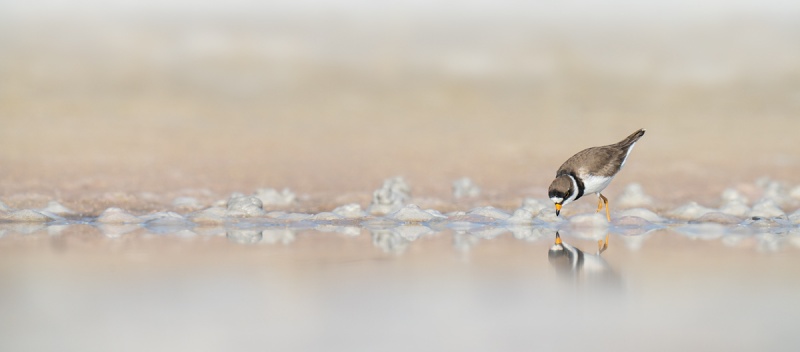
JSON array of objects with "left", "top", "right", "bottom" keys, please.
[
  {"left": 555, "top": 203, "right": 562, "bottom": 216},
  {"left": 555, "top": 233, "right": 562, "bottom": 245}
]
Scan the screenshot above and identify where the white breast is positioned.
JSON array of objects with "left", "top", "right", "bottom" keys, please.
[{"left": 581, "top": 175, "right": 613, "bottom": 195}]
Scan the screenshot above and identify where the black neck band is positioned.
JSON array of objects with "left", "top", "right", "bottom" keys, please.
[{"left": 569, "top": 172, "right": 585, "bottom": 200}]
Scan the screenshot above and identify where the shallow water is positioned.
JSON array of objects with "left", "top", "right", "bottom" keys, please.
[{"left": 1, "top": 223, "right": 799, "bottom": 352}]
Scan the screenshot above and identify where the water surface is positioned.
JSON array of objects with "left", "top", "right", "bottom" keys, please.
[{"left": 1, "top": 224, "right": 798, "bottom": 351}]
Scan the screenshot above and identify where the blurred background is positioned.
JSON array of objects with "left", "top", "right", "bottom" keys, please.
[{"left": 1, "top": 1, "right": 799, "bottom": 211}]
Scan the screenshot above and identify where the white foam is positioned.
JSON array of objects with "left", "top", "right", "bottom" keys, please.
[
  {"left": 616, "top": 183, "right": 654, "bottom": 208},
  {"left": 694, "top": 212, "right": 742, "bottom": 225},
  {"left": 426, "top": 209, "right": 447, "bottom": 218},
  {"left": 743, "top": 216, "right": 790, "bottom": 228},
  {"left": 140, "top": 211, "right": 188, "bottom": 226},
  {"left": 452, "top": 177, "right": 481, "bottom": 199},
  {"left": 332, "top": 203, "right": 366, "bottom": 219},
  {"left": 757, "top": 178, "right": 795, "bottom": 207},
  {"left": 568, "top": 213, "right": 609, "bottom": 228},
  {"left": 41, "top": 201, "right": 74, "bottom": 215},
  {"left": 616, "top": 208, "right": 664, "bottom": 223},
  {"left": 614, "top": 216, "right": 654, "bottom": 227},
  {"left": 1, "top": 209, "right": 58, "bottom": 223},
  {"left": 277, "top": 213, "right": 313, "bottom": 221},
  {"left": 507, "top": 209, "right": 533, "bottom": 224},
  {"left": 226, "top": 195, "right": 265, "bottom": 217},
  {"left": 667, "top": 202, "right": 716, "bottom": 220},
  {"left": 520, "top": 198, "right": 549, "bottom": 214},
  {"left": 212, "top": 198, "right": 229, "bottom": 207},
  {"left": 254, "top": 188, "right": 296, "bottom": 206},
  {"left": 535, "top": 207, "right": 564, "bottom": 223},
  {"left": 172, "top": 197, "right": 203, "bottom": 210},
  {"left": 791, "top": 185, "right": 800, "bottom": 200},
  {"left": 721, "top": 188, "right": 748, "bottom": 204},
  {"left": 387, "top": 204, "right": 444, "bottom": 222},
  {"left": 719, "top": 200, "right": 750, "bottom": 217},
  {"left": 189, "top": 206, "right": 227, "bottom": 224},
  {"left": 789, "top": 210, "right": 800, "bottom": 225},
  {"left": 96, "top": 207, "right": 141, "bottom": 224},
  {"left": 748, "top": 198, "right": 785, "bottom": 218},
  {"left": 312, "top": 212, "right": 343, "bottom": 221},
  {"left": 264, "top": 211, "right": 287, "bottom": 219},
  {"left": 466, "top": 206, "right": 511, "bottom": 221}
]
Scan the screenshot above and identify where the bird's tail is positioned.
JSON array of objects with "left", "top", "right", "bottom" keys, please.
[{"left": 616, "top": 128, "right": 646, "bottom": 147}]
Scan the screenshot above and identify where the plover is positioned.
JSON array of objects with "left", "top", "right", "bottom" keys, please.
[{"left": 548, "top": 128, "right": 645, "bottom": 221}]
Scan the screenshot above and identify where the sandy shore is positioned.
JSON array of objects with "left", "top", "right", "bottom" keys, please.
[{"left": 1, "top": 12, "right": 799, "bottom": 215}]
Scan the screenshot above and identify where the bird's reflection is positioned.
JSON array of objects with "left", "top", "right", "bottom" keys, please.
[
  {"left": 548, "top": 231, "right": 622, "bottom": 289},
  {"left": 226, "top": 229, "right": 263, "bottom": 245},
  {"left": 370, "top": 229, "right": 411, "bottom": 254},
  {"left": 225, "top": 229, "right": 296, "bottom": 245}
]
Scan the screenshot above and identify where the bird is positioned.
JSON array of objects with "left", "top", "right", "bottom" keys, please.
[{"left": 548, "top": 128, "right": 645, "bottom": 221}]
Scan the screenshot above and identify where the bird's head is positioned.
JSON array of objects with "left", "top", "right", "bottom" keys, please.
[{"left": 548, "top": 175, "right": 574, "bottom": 216}]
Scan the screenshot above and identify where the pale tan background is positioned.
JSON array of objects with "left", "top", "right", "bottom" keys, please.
[{"left": 1, "top": 1, "right": 799, "bottom": 213}]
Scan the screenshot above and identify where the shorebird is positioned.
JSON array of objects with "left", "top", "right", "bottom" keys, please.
[{"left": 548, "top": 128, "right": 645, "bottom": 221}]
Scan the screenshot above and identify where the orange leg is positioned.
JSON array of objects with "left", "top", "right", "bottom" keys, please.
[
  {"left": 595, "top": 196, "right": 604, "bottom": 213},
  {"left": 597, "top": 233, "right": 609, "bottom": 254},
  {"left": 599, "top": 193, "right": 610, "bottom": 221}
]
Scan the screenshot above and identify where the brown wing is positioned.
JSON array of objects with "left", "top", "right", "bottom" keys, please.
[
  {"left": 556, "top": 128, "right": 644, "bottom": 177},
  {"left": 615, "top": 129, "right": 646, "bottom": 148},
  {"left": 556, "top": 145, "right": 628, "bottom": 178}
]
